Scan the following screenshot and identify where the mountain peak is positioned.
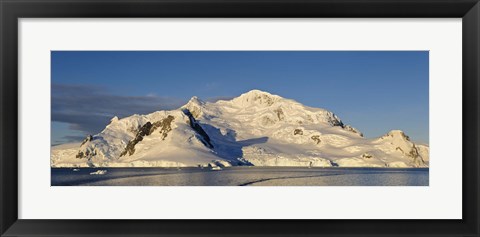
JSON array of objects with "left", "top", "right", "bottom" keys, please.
[
  {"left": 182, "top": 96, "right": 206, "bottom": 118},
  {"left": 183, "top": 96, "right": 205, "bottom": 108},
  {"left": 231, "top": 89, "right": 281, "bottom": 107},
  {"left": 110, "top": 116, "right": 119, "bottom": 123},
  {"left": 383, "top": 130, "right": 411, "bottom": 141},
  {"left": 188, "top": 96, "right": 204, "bottom": 104},
  {"left": 245, "top": 89, "right": 270, "bottom": 94},
  {"left": 241, "top": 89, "right": 277, "bottom": 97}
]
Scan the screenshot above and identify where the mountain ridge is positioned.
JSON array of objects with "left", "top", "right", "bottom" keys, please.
[{"left": 51, "top": 90, "right": 429, "bottom": 168}]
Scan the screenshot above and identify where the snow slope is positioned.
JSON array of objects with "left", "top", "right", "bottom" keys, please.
[{"left": 51, "top": 90, "right": 429, "bottom": 168}]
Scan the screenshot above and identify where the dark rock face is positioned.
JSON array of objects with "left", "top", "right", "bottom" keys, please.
[
  {"left": 396, "top": 145, "right": 425, "bottom": 166},
  {"left": 294, "top": 129, "right": 303, "bottom": 135},
  {"left": 151, "top": 115, "right": 175, "bottom": 140},
  {"left": 249, "top": 94, "right": 275, "bottom": 106},
  {"left": 76, "top": 151, "right": 85, "bottom": 159},
  {"left": 327, "top": 114, "right": 344, "bottom": 127},
  {"left": 76, "top": 148, "right": 96, "bottom": 159},
  {"left": 324, "top": 112, "right": 362, "bottom": 137},
  {"left": 408, "top": 144, "right": 425, "bottom": 166},
  {"left": 120, "top": 115, "right": 175, "bottom": 157},
  {"left": 80, "top": 135, "right": 93, "bottom": 146},
  {"left": 183, "top": 109, "right": 214, "bottom": 149},
  {"left": 273, "top": 108, "right": 285, "bottom": 121},
  {"left": 409, "top": 147, "right": 419, "bottom": 158},
  {"left": 362, "top": 153, "right": 373, "bottom": 159},
  {"left": 120, "top": 122, "right": 153, "bottom": 157},
  {"left": 311, "top": 135, "right": 321, "bottom": 144},
  {"left": 343, "top": 125, "right": 364, "bottom": 137},
  {"left": 77, "top": 135, "right": 95, "bottom": 159}
]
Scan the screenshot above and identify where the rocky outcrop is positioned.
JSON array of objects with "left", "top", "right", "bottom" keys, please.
[
  {"left": 120, "top": 122, "right": 153, "bottom": 157},
  {"left": 80, "top": 135, "right": 93, "bottom": 146},
  {"left": 77, "top": 135, "right": 95, "bottom": 159},
  {"left": 311, "top": 135, "right": 321, "bottom": 144},
  {"left": 294, "top": 129, "right": 303, "bottom": 135},
  {"left": 344, "top": 125, "right": 363, "bottom": 137},
  {"left": 362, "top": 153, "right": 373, "bottom": 159},
  {"left": 152, "top": 115, "right": 174, "bottom": 140},
  {"left": 250, "top": 94, "right": 275, "bottom": 106},
  {"left": 183, "top": 109, "right": 213, "bottom": 149},
  {"left": 273, "top": 108, "right": 285, "bottom": 121},
  {"left": 406, "top": 144, "right": 424, "bottom": 166},
  {"left": 75, "top": 147, "right": 96, "bottom": 159},
  {"left": 75, "top": 151, "right": 85, "bottom": 159},
  {"left": 120, "top": 115, "right": 175, "bottom": 157},
  {"left": 395, "top": 145, "right": 424, "bottom": 166}
]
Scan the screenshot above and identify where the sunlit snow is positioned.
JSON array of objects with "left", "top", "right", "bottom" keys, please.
[{"left": 51, "top": 90, "right": 429, "bottom": 168}]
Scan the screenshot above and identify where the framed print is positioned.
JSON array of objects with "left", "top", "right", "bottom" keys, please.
[{"left": 1, "top": 0, "right": 479, "bottom": 236}]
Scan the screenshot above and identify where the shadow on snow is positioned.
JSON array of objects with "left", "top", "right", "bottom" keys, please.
[{"left": 199, "top": 122, "right": 268, "bottom": 165}]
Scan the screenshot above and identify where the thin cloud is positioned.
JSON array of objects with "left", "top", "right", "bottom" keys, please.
[{"left": 52, "top": 84, "right": 186, "bottom": 138}]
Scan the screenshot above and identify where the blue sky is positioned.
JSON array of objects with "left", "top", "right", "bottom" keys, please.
[{"left": 51, "top": 51, "right": 429, "bottom": 145}]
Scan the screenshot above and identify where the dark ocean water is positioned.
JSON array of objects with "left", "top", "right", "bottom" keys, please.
[{"left": 51, "top": 167, "right": 428, "bottom": 186}]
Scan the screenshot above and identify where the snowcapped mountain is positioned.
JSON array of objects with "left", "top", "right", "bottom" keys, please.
[{"left": 51, "top": 90, "right": 429, "bottom": 168}]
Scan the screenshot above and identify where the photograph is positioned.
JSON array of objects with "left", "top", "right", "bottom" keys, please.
[{"left": 50, "top": 51, "right": 429, "bottom": 186}]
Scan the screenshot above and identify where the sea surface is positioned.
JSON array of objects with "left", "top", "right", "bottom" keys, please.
[{"left": 51, "top": 167, "right": 428, "bottom": 186}]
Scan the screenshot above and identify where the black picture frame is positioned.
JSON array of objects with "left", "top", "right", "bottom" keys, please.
[{"left": 1, "top": 0, "right": 479, "bottom": 236}]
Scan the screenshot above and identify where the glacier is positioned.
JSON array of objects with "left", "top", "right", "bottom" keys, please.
[{"left": 51, "top": 90, "right": 429, "bottom": 168}]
